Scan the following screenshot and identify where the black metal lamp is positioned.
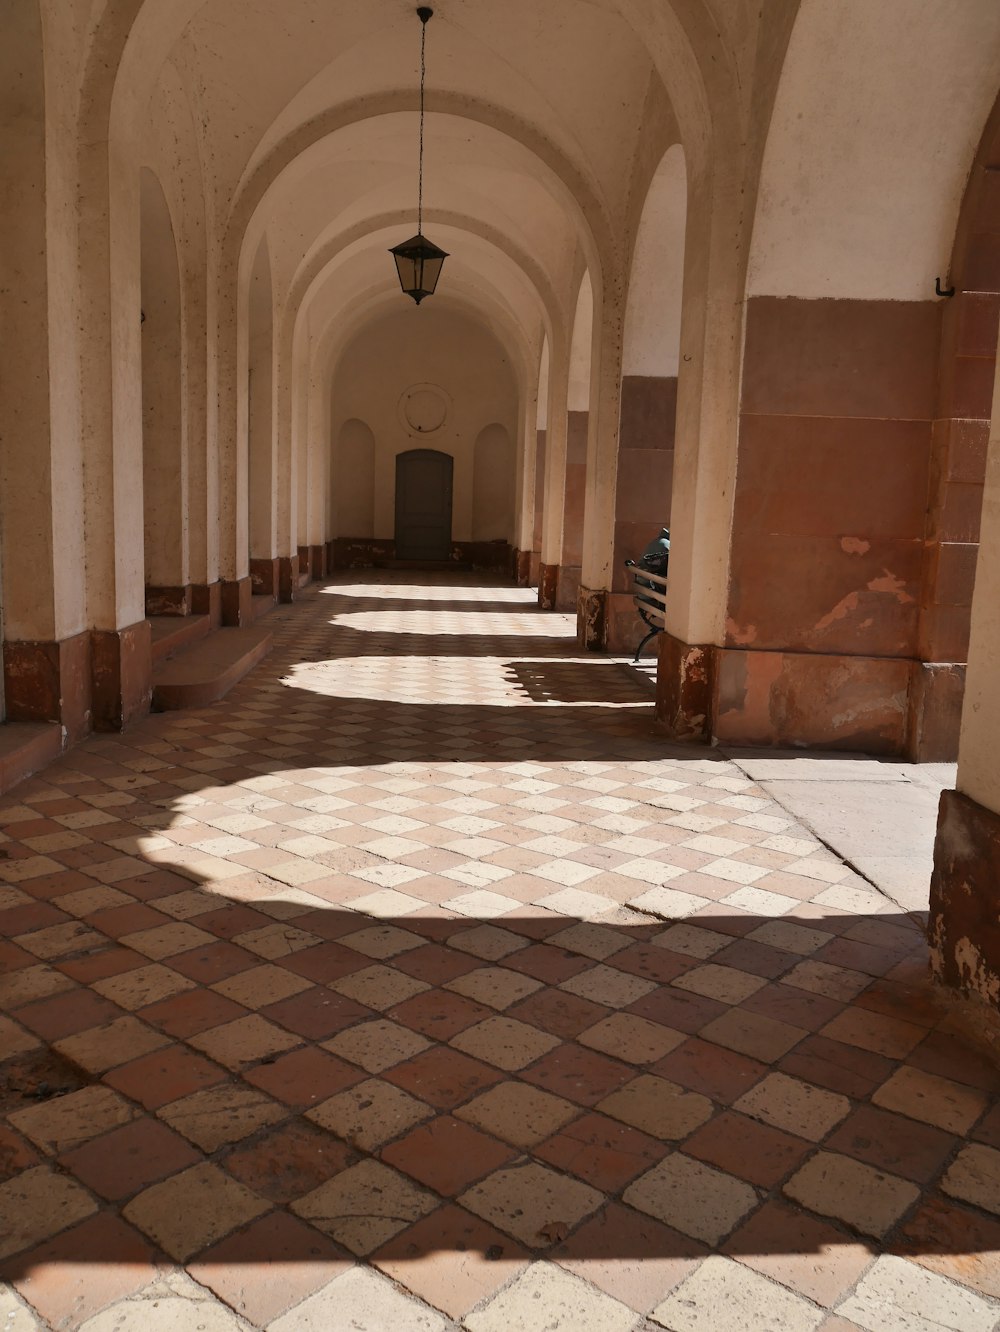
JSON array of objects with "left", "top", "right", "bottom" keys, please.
[{"left": 390, "top": 7, "right": 448, "bottom": 304}]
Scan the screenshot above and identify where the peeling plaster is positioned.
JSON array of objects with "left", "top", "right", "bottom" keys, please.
[{"left": 840, "top": 536, "right": 870, "bottom": 555}]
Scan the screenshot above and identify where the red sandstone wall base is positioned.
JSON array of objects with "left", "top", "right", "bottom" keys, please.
[
  {"left": 221, "top": 577, "right": 253, "bottom": 627},
  {"left": 577, "top": 586, "right": 607, "bottom": 651},
  {"left": 538, "top": 563, "right": 558, "bottom": 610},
  {"left": 146, "top": 585, "right": 193, "bottom": 617},
  {"left": 655, "top": 631, "right": 715, "bottom": 742},
  {"left": 929, "top": 789, "right": 1000, "bottom": 1008},
  {"left": 249, "top": 558, "right": 280, "bottom": 598},
  {"left": 192, "top": 582, "right": 223, "bottom": 626},
  {"left": 655, "top": 629, "right": 960, "bottom": 757},
  {"left": 278, "top": 555, "right": 298, "bottom": 602},
  {"left": 555, "top": 564, "right": 580, "bottom": 614},
  {"left": 310, "top": 545, "right": 328, "bottom": 580},
  {"left": 92, "top": 620, "right": 152, "bottom": 732},
  {"left": 515, "top": 550, "right": 532, "bottom": 586},
  {"left": 3, "top": 633, "right": 92, "bottom": 743},
  {"left": 907, "top": 662, "right": 967, "bottom": 762}
]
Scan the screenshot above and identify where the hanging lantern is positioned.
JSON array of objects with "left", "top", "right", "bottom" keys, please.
[{"left": 391, "top": 7, "right": 448, "bottom": 304}]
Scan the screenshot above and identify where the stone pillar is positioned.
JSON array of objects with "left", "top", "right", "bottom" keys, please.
[
  {"left": 578, "top": 281, "right": 626, "bottom": 648},
  {"left": 712, "top": 297, "right": 939, "bottom": 753},
  {"left": 606, "top": 376, "right": 677, "bottom": 653},
  {"left": 929, "top": 346, "right": 1000, "bottom": 1007},
  {"left": 538, "top": 344, "right": 570, "bottom": 610}
]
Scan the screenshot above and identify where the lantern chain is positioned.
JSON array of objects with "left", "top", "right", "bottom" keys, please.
[{"left": 418, "top": 13, "right": 427, "bottom": 235}]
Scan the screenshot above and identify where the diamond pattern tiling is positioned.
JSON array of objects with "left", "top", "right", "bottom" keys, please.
[{"left": 0, "top": 571, "right": 997, "bottom": 1330}]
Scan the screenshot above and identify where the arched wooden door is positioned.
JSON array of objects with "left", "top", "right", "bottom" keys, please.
[{"left": 394, "top": 449, "right": 453, "bottom": 561}]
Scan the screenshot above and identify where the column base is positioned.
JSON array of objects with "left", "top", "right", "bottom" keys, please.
[
  {"left": 515, "top": 550, "right": 532, "bottom": 586},
  {"left": 655, "top": 631, "right": 716, "bottom": 743},
  {"left": 249, "top": 558, "right": 280, "bottom": 598},
  {"left": 906, "top": 662, "right": 966, "bottom": 762},
  {"left": 538, "top": 563, "right": 558, "bottom": 610},
  {"left": 309, "top": 545, "right": 328, "bottom": 580},
  {"left": 4, "top": 632, "right": 92, "bottom": 744},
  {"left": 577, "top": 586, "right": 608, "bottom": 651},
  {"left": 145, "top": 585, "right": 192, "bottom": 617},
  {"left": 930, "top": 789, "right": 1000, "bottom": 1008},
  {"left": 606, "top": 591, "right": 643, "bottom": 655},
  {"left": 191, "top": 582, "right": 223, "bottom": 626},
  {"left": 555, "top": 565, "right": 580, "bottom": 614},
  {"left": 297, "top": 546, "right": 311, "bottom": 587},
  {"left": 91, "top": 620, "right": 152, "bottom": 732},
  {"left": 528, "top": 552, "right": 541, "bottom": 586},
  {"left": 221, "top": 576, "right": 253, "bottom": 626},
  {"left": 278, "top": 555, "right": 299, "bottom": 603}
]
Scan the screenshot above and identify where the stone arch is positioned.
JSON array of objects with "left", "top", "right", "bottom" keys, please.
[
  {"left": 140, "top": 166, "right": 187, "bottom": 612},
  {"left": 472, "top": 425, "right": 516, "bottom": 543}
]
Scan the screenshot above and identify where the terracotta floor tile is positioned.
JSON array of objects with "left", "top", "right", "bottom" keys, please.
[
  {"left": 158, "top": 1082, "right": 287, "bottom": 1151},
  {"left": 123, "top": 1162, "right": 271, "bottom": 1260},
  {"left": 12, "top": 989, "right": 121, "bottom": 1044},
  {"left": 307, "top": 1076, "right": 433, "bottom": 1150},
  {"left": 188, "top": 1210, "right": 351, "bottom": 1327},
  {"left": 0, "top": 1165, "right": 98, "bottom": 1261},
  {"left": 324, "top": 1016, "right": 431, "bottom": 1072},
  {"left": 385, "top": 1045, "right": 505, "bottom": 1107},
  {"left": 59, "top": 1117, "right": 199, "bottom": 1199},
  {"left": 652, "top": 1035, "right": 767, "bottom": 1103},
  {"left": 291, "top": 1159, "right": 438, "bottom": 1255},
  {"left": 458, "top": 1160, "right": 604, "bottom": 1249},
  {"left": 464, "top": 1260, "right": 636, "bottom": 1332},
  {"left": 597, "top": 1073, "right": 713, "bottom": 1141},
  {"left": 450, "top": 1012, "right": 559, "bottom": 1076},
  {"left": 826, "top": 1103, "right": 958, "bottom": 1183},
  {"left": 684, "top": 1109, "right": 813, "bottom": 1188},
  {"left": 167, "top": 940, "right": 261, "bottom": 984},
  {"left": 373, "top": 1203, "right": 530, "bottom": 1317},
  {"left": 0, "top": 1125, "right": 39, "bottom": 1182},
  {"left": 520, "top": 1042, "right": 642, "bottom": 1105},
  {"left": 780, "top": 1034, "right": 896, "bottom": 1100},
  {"left": 223, "top": 1118, "right": 355, "bottom": 1203},
  {"left": 456, "top": 1082, "right": 579, "bottom": 1148},
  {"left": 624, "top": 1154, "right": 759, "bottom": 1245},
  {"left": 724, "top": 1199, "right": 874, "bottom": 1306},
  {"left": 553, "top": 1201, "right": 707, "bottom": 1312},
  {"left": 535, "top": 1111, "right": 663, "bottom": 1191},
  {"left": 103, "top": 1043, "right": 226, "bottom": 1109},
  {"left": 507, "top": 987, "right": 610, "bottom": 1039},
  {"left": 7, "top": 1213, "right": 158, "bottom": 1331},
  {"left": 10, "top": 1087, "right": 137, "bottom": 1155},
  {"left": 783, "top": 1151, "right": 920, "bottom": 1238},
  {"left": 895, "top": 1196, "right": 1000, "bottom": 1300},
  {"left": 186, "top": 1013, "right": 302, "bottom": 1068},
  {"left": 382, "top": 1114, "right": 515, "bottom": 1195},
  {"left": 138, "top": 986, "right": 248, "bottom": 1038},
  {"left": 244, "top": 1044, "right": 363, "bottom": 1107}
]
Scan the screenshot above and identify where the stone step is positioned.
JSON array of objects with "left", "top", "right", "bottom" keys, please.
[
  {"left": 250, "top": 593, "right": 276, "bottom": 623},
  {"left": 152, "top": 626, "right": 274, "bottom": 711},
  {"left": 149, "top": 614, "right": 212, "bottom": 664},
  {"left": 0, "top": 721, "right": 63, "bottom": 796}
]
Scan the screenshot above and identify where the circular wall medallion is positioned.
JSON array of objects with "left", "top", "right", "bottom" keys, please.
[{"left": 399, "top": 383, "right": 449, "bottom": 435}]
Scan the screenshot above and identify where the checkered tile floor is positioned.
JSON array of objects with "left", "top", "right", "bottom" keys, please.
[{"left": 1, "top": 572, "right": 999, "bottom": 1331}]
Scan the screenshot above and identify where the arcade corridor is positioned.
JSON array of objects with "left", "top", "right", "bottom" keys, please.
[{"left": 0, "top": 576, "right": 998, "bottom": 1330}]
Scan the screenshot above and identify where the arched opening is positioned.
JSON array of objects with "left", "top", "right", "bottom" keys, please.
[
  {"left": 327, "top": 302, "right": 518, "bottom": 569},
  {"left": 608, "top": 142, "right": 686, "bottom": 653},
  {"left": 247, "top": 236, "right": 277, "bottom": 600},
  {"left": 140, "top": 167, "right": 187, "bottom": 615}
]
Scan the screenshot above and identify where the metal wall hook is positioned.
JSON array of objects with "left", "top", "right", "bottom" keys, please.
[{"left": 935, "top": 277, "right": 956, "bottom": 298}]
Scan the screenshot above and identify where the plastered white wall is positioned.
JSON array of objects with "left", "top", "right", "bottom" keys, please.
[
  {"left": 623, "top": 144, "right": 686, "bottom": 377},
  {"left": 330, "top": 303, "right": 518, "bottom": 543},
  {"left": 749, "top": 0, "right": 1000, "bottom": 300}
]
